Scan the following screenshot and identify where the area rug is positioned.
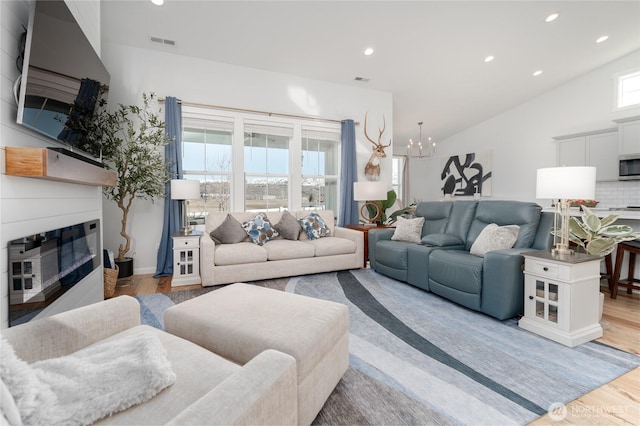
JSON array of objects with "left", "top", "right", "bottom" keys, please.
[{"left": 136, "top": 269, "right": 640, "bottom": 425}]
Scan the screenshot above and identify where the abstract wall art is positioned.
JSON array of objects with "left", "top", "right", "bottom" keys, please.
[{"left": 440, "top": 151, "right": 492, "bottom": 196}]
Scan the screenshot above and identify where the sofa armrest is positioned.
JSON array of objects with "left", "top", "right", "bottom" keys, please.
[
  {"left": 367, "top": 228, "right": 395, "bottom": 269},
  {"left": 481, "top": 249, "right": 531, "bottom": 320},
  {"left": 200, "top": 233, "right": 216, "bottom": 287},
  {"left": 1, "top": 296, "right": 140, "bottom": 363},
  {"left": 166, "top": 349, "right": 298, "bottom": 426},
  {"left": 334, "top": 227, "right": 364, "bottom": 267},
  {"left": 420, "top": 233, "right": 465, "bottom": 247}
]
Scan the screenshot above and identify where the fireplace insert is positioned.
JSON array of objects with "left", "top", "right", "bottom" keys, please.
[{"left": 8, "top": 219, "right": 101, "bottom": 326}]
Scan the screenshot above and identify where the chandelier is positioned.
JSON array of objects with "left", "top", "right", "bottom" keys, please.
[{"left": 407, "top": 121, "right": 435, "bottom": 158}]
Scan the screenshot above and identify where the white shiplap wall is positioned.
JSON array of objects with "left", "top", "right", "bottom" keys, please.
[{"left": 0, "top": 0, "right": 103, "bottom": 329}]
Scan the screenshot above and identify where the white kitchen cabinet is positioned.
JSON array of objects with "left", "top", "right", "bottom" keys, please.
[
  {"left": 557, "top": 136, "right": 586, "bottom": 167},
  {"left": 555, "top": 129, "right": 618, "bottom": 181},
  {"left": 587, "top": 132, "right": 619, "bottom": 181},
  {"left": 616, "top": 117, "right": 640, "bottom": 155}
]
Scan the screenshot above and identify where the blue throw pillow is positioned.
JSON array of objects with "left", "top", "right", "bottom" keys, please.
[
  {"left": 242, "top": 213, "right": 279, "bottom": 245},
  {"left": 299, "top": 212, "right": 331, "bottom": 240}
]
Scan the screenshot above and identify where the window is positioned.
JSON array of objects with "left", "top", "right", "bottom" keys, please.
[
  {"left": 301, "top": 127, "right": 340, "bottom": 211},
  {"left": 616, "top": 70, "right": 640, "bottom": 110},
  {"left": 244, "top": 123, "right": 292, "bottom": 212},
  {"left": 181, "top": 107, "right": 341, "bottom": 214},
  {"left": 182, "top": 112, "right": 234, "bottom": 224},
  {"left": 392, "top": 156, "right": 405, "bottom": 204}
]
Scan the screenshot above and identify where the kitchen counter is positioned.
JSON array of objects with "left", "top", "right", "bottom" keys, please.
[
  {"left": 543, "top": 208, "right": 640, "bottom": 221},
  {"left": 584, "top": 208, "right": 640, "bottom": 220}
]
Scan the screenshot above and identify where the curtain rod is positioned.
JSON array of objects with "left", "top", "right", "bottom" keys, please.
[{"left": 157, "top": 97, "right": 358, "bottom": 125}]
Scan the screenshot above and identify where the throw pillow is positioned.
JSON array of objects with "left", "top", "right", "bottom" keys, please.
[
  {"left": 391, "top": 216, "right": 425, "bottom": 243},
  {"left": 470, "top": 223, "right": 520, "bottom": 257},
  {"left": 242, "top": 212, "right": 279, "bottom": 245},
  {"left": 274, "top": 210, "right": 302, "bottom": 241},
  {"left": 299, "top": 212, "right": 331, "bottom": 240},
  {"left": 210, "top": 214, "right": 248, "bottom": 244}
]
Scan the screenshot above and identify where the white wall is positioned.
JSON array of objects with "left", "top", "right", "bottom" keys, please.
[
  {"left": 65, "top": 0, "right": 100, "bottom": 55},
  {"left": 410, "top": 49, "right": 640, "bottom": 205},
  {"left": 0, "top": 0, "right": 104, "bottom": 328},
  {"left": 100, "top": 42, "right": 393, "bottom": 274}
]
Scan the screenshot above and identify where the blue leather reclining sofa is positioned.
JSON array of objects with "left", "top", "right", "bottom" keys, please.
[{"left": 368, "top": 200, "right": 554, "bottom": 320}]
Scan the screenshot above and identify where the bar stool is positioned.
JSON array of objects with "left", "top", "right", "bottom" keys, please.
[
  {"left": 603, "top": 252, "right": 613, "bottom": 289},
  {"left": 611, "top": 240, "right": 640, "bottom": 299}
]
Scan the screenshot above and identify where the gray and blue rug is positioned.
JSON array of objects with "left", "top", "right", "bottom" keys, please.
[{"left": 136, "top": 269, "right": 640, "bottom": 425}]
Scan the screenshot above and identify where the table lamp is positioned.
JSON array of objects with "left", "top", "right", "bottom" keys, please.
[
  {"left": 171, "top": 179, "right": 201, "bottom": 234},
  {"left": 536, "top": 166, "right": 596, "bottom": 256},
  {"left": 353, "top": 181, "right": 388, "bottom": 226}
]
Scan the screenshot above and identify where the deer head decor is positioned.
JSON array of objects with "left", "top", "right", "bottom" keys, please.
[{"left": 363, "top": 112, "right": 391, "bottom": 181}]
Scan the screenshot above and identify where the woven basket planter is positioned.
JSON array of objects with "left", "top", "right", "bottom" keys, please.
[{"left": 103, "top": 265, "right": 119, "bottom": 299}]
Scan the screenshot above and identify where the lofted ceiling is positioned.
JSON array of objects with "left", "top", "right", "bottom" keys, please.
[{"left": 101, "top": 0, "right": 640, "bottom": 147}]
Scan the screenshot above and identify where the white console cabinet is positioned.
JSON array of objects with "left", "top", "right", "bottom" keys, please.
[
  {"left": 172, "top": 231, "right": 202, "bottom": 287},
  {"left": 519, "top": 251, "right": 603, "bottom": 347}
]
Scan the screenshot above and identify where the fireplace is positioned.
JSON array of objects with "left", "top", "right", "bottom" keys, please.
[{"left": 8, "top": 219, "right": 101, "bottom": 326}]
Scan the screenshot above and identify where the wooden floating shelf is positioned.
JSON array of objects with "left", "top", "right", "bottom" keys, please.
[{"left": 5, "top": 147, "right": 117, "bottom": 187}]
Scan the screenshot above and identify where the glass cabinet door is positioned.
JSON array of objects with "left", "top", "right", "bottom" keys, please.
[{"left": 534, "top": 279, "right": 559, "bottom": 324}]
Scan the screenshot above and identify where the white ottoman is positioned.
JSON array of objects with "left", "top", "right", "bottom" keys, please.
[{"left": 164, "top": 283, "right": 349, "bottom": 426}]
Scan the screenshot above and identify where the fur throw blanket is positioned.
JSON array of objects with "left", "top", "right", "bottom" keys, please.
[{"left": 1, "top": 331, "right": 176, "bottom": 426}]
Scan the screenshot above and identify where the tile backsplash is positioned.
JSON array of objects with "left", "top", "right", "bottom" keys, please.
[{"left": 595, "top": 181, "right": 640, "bottom": 208}]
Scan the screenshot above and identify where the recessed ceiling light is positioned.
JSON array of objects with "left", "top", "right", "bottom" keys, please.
[
  {"left": 484, "top": 55, "right": 494, "bottom": 63},
  {"left": 364, "top": 47, "right": 374, "bottom": 56},
  {"left": 545, "top": 13, "right": 559, "bottom": 22},
  {"left": 533, "top": 70, "right": 543, "bottom": 77},
  {"left": 151, "top": 0, "right": 164, "bottom": 5},
  {"left": 596, "top": 35, "right": 609, "bottom": 43}
]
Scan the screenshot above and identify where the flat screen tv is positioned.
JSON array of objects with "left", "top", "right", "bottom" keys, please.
[{"left": 16, "top": 0, "right": 110, "bottom": 160}]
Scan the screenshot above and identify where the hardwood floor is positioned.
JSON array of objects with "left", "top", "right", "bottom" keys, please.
[
  {"left": 114, "top": 275, "right": 640, "bottom": 424},
  {"left": 530, "top": 288, "right": 639, "bottom": 425}
]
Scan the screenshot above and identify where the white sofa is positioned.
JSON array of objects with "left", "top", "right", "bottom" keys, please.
[
  {"left": 1, "top": 296, "right": 298, "bottom": 425},
  {"left": 202, "top": 210, "right": 364, "bottom": 286}
]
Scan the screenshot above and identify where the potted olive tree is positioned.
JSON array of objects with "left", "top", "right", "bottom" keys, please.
[{"left": 98, "top": 93, "right": 171, "bottom": 277}]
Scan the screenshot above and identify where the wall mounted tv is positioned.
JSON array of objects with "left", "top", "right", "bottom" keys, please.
[{"left": 16, "top": 0, "right": 110, "bottom": 160}]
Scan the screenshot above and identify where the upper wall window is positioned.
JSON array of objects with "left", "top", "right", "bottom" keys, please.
[{"left": 615, "top": 69, "right": 640, "bottom": 110}]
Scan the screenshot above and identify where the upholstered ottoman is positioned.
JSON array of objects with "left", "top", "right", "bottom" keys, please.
[{"left": 164, "top": 283, "right": 349, "bottom": 426}]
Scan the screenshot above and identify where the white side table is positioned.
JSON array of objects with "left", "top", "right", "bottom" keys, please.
[
  {"left": 172, "top": 231, "right": 202, "bottom": 287},
  {"left": 519, "top": 250, "right": 603, "bottom": 347}
]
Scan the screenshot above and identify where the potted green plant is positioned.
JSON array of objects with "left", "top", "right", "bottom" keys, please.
[
  {"left": 362, "top": 189, "right": 416, "bottom": 225},
  {"left": 97, "top": 93, "right": 171, "bottom": 277},
  {"left": 568, "top": 206, "right": 640, "bottom": 256},
  {"left": 363, "top": 190, "right": 396, "bottom": 225}
]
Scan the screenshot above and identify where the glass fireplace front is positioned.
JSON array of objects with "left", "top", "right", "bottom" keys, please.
[{"left": 8, "top": 219, "right": 101, "bottom": 326}]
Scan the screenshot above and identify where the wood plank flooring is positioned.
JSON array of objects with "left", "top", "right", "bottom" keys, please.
[{"left": 113, "top": 275, "right": 640, "bottom": 424}]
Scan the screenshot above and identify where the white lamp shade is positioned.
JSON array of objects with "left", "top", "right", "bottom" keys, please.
[
  {"left": 536, "top": 167, "right": 596, "bottom": 200},
  {"left": 170, "top": 179, "right": 200, "bottom": 200},
  {"left": 353, "top": 181, "right": 388, "bottom": 201}
]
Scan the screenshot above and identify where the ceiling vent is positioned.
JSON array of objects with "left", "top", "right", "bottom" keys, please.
[
  {"left": 354, "top": 76, "right": 370, "bottom": 82},
  {"left": 150, "top": 36, "right": 176, "bottom": 46}
]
